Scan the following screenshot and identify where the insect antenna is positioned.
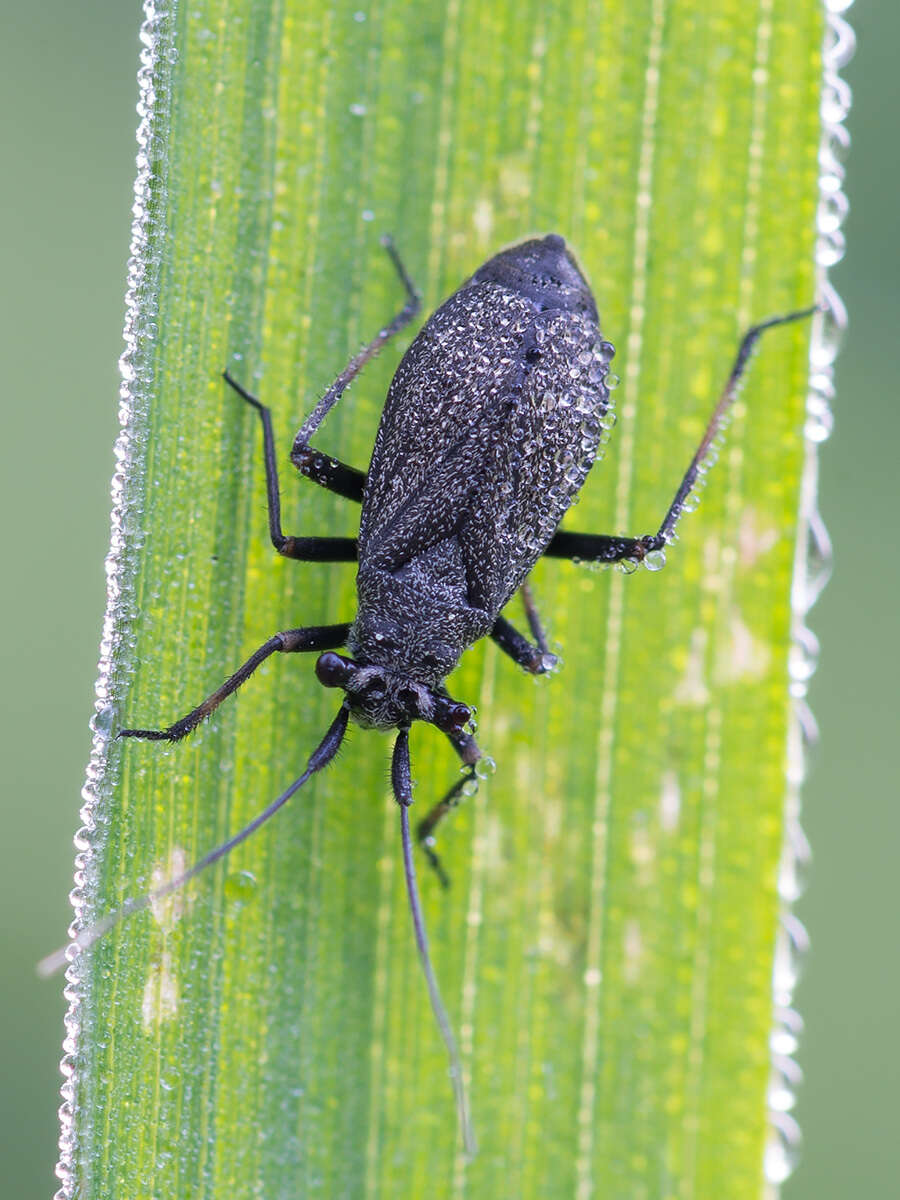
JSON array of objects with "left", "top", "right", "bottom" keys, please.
[
  {"left": 657, "top": 305, "right": 818, "bottom": 544},
  {"left": 38, "top": 704, "right": 350, "bottom": 978},
  {"left": 392, "top": 727, "right": 477, "bottom": 1159}
]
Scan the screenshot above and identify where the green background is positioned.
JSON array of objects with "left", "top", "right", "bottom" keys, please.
[{"left": 1, "top": 2, "right": 894, "bottom": 1197}]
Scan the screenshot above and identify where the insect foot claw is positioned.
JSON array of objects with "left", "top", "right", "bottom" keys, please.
[{"left": 530, "top": 650, "right": 558, "bottom": 674}]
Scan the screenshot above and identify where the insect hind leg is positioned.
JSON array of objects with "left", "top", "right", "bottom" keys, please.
[{"left": 544, "top": 305, "right": 816, "bottom": 565}]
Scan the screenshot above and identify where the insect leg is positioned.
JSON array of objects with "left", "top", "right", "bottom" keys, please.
[
  {"left": 416, "top": 727, "right": 482, "bottom": 888},
  {"left": 543, "top": 530, "right": 662, "bottom": 565},
  {"left": 291, "top": 447, "right": 365, "bottom": 503},
  {"left": 520, "top": 580, "right": 552, "bottom": 656},
  {"left": 228, "top": 237, "right": 418, "bottom": 536},
  {"left": 119, "top": 623, "right": 351, "bottom": 742},
  {"left": 491, "top": 615, "right": 556, "bottom": 674},
  {"left": 292, "top": 236, "right": 421, "bottom": 449},
  {"left": 545, "top": 305, "right": 816, "bottom": 565},
  {"left": 223, "top": 371, "right": 359, "bottom": 561}
]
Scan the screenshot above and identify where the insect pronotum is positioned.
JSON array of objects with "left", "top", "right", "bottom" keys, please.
[{"left": 45, "top": 235, "right": 815, "bottom": 1156}]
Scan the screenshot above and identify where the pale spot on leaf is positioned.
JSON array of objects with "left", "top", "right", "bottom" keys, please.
[
  {"left": 716, "top": 610, "right": 771, "bottom": 683},
  {"left": 623, "top": 920, "right": 644, "bottom": 985},
  {"left": 659, "top": 770, "right": 681, "bottom": 832},
  {"left": 149, "top": 846, "right": 191, "bottom": 932},
  {"left": 142, "top": 949, "right": 179, "bottom": 1028},
  {"left": 738, "top": 507, "right": 779, "bottom": 568},
  {"left": 674, "top": 628, "right": 710, "bottom": 706}
]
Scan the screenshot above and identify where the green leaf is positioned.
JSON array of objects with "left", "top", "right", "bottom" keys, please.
[{"left": 61, "top": 1, "right": 823, "bottom": 1196}]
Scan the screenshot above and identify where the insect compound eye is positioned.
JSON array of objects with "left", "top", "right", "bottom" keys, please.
[
  {"left": 431, "top": 698, "right": 472, "bottom": 734},
  {"left": 315, "top": 651, "right": 356, "bottom": 689}
]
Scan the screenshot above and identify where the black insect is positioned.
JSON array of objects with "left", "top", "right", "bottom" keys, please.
[{"left": 49, "top": 234, "right": 814, "bottom": 1154}]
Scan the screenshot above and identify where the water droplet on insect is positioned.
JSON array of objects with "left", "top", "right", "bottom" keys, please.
[
  {"left": 475, "top": 756, "right": 496, "bottom": 780},
  {"left": 643, "top": 548, "right": 666, "bottom": 571}
]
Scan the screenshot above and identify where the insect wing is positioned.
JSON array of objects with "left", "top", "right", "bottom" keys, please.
[{"left": 459, "top": 305, "right": 614, "bottom": 612}]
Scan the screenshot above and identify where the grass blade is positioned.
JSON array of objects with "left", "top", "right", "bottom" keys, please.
[{"left": 59, "top": 1, "right": 824, "bottom": 1195}]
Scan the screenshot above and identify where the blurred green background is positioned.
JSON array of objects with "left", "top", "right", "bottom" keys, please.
[{"left": 1, "top": 3, "right": 895, "bottom": 1197}]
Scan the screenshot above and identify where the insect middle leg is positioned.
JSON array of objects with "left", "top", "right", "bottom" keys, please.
[
  {"left": 119, "top": 623, "right": 351, "bottom": 742},
  {"left": 416, "top": 727, "right": 483, "bottom": 888}
]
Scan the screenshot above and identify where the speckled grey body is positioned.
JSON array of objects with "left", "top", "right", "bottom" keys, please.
[{"left": 346, "top": 235, "right": 614, "bottom": 726}]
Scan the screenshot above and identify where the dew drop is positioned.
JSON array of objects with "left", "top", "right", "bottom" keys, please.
[
  {"left": 475, "top": 756, "right": 496, "bottom": 780},
  {"left": 643, "top": 548, "right": 666, "bottom": 572},
  {"left": 224, "top": 870, "right": 258, "bottom": 908}
]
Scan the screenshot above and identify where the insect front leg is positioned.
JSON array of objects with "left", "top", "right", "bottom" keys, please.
[
  {"left": 119, "top": 623, "right": 351, "bottom": 742},
  {"left": 416, "top": 728, "right": 483, "bottom": 889}
]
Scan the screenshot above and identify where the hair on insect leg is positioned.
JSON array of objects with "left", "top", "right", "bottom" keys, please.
[{"left": 519, "top": 580, "right": 552, "bottom": 658}]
